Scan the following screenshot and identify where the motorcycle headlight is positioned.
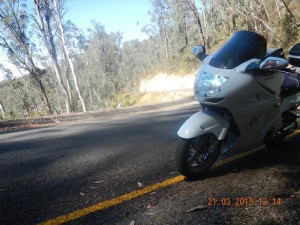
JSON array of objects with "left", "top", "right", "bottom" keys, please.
[{"left": 194, "top": 71, "right": 228, "bottom": 100}]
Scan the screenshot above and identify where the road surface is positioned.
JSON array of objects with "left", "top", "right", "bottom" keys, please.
[
  {"left": 0, "top": 101, "right": 299, "bottom": 225},
  {"left": 0, "top": 102, "right": 199, "bottom": 224}
]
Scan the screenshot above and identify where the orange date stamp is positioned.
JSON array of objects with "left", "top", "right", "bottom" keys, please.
[{"left": 207, "top": 197, "right": 281, "bottom": 206}]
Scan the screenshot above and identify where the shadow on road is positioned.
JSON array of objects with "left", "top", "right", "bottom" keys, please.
[{"left": 0, "top": 104, "right": 299, "bottom": 225}]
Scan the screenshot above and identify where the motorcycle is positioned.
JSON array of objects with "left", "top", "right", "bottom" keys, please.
[{"left": 175, "top": 30, "right": 300, "bottom": 179}]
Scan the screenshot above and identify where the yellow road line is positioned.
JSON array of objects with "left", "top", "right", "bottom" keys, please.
[
  {"left": 213, "top": 128, "right": 300, "bottom": 168},
  {"left": 39, "top": 129, "right": 300, "bottom": 225},
  {"left": 286, "top": 129, "right": 300, "bottom": 139},
  {"left": 38, "top": 175, "right": 184, "bottom": 225},
  {"left": 212, "top": 145, "right": 265, "bottom": 169}
]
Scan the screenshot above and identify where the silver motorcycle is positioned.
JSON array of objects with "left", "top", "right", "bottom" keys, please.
[{"left": 176, "top": 30, "right": 300, "bottom": 178}]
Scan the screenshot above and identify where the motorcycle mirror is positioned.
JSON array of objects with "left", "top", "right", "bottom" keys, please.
[
  {"left": 245, "top": 62, "right": 260, "bottom": 72},
  {"left": 192, "top": 45, "right": 206, "bottom": 60},
  {"left": 259, "top": 57, "right": 289, "bottom": 71}
]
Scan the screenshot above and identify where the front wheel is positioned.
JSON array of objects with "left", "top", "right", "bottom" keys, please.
[{"left": 175, "top": 133, "right": 221, "bottom": 179}]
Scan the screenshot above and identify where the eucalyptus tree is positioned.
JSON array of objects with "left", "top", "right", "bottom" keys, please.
[
  {"left": 33, "top": 0, "right": 72, "bottom": 113},
  {"left": 84, "top": 22, "right": 123, "bottom": 107},
  {"left": 0, "top": 0, "right": 53, "bottom": 114},
  {"left": 52, "top": 0, "right": 86, "bottom": 112},
  {"left": 0, "top": 99, "right": 5, "bottom": 119},
  {"left": 181, "top": 0, "right": 207, "bottom": 48},
  {"left": 149, "top": 0, "right": 173, "bottom": 60}
]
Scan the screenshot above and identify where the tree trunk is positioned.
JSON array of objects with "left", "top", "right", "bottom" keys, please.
[
  {"left": 54, "top": 0, "right": 86, "bottom": 112},
  {"left": 93, "top": 88, "right": 102, "bottom": 104},
  {"left": 232, "top": 15, "right": 237, "bottom": 31},
  {"left": 279, "top": 0, "right": 295, "bottom": 19},
  {"left": 0, "top": 100, "right": 5, "bottom": 119},
  {"left": 244, "top": 15, "right": 252, "bottom": 31},
  {"left": 33, "top": 0, "right": 72, "bottom": 113},
  {"left": 87, "top": 79, "right": 93, "bottom": 106},
  {"left": 162, "top": 28, "right": 170, "bottom": 59},
  {"left": 275, "top": 0, "right": 282, "bottom": 22},
  {"left": 36, "top": 76, "right": 53, "bottom": 114},
  {"left": 51, "top": 58, "right": 72, "bottom": 113},
  {"left": 261, "top": 1, "right": 270, "bottom": 22},
  {"left": 184, "top": 15, "right": 189, "bottom": 47},
  {"left": 186, "top": 0, "right": 206, "bottom": 47},
  {"left": 28, "top": 59, "right": 53, "bottom": 115},
  {"left": 201, "top": 0, "right": 208, "bottom": 35},
  {"left": 52, "top": 75, "right": 62, "bottom": 114},
  {"left": 65, "top": 66, "right": 73, "bottom": 106}
]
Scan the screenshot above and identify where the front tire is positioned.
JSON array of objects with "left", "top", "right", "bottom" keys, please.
[{"left": 175, "top": 133, "right": 221, "bottom": 179}]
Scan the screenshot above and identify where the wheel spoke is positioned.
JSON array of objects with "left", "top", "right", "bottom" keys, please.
[
  {"left": 176, "top": 134, "right": 221, "bottom": 178},
  {"left": 187, "top": 134, "right": 219, "bottom": 172},
  {"left": 187, "top": 147, "right": 196, "bottom": 162}
]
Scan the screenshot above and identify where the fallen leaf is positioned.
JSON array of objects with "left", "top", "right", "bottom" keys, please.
[
  {"left": 90, "top": 187, "right": 100, "bottom": 189},
  {"left": 185, "top": 205, "right": 208, "bottom": 213},
  {"left": 137, "top": 182, "right": 143, "bottom": 187},
  {"left": 270, "top": 212, "right": 283, "bottom": 221},
  {"left": 150, "top": 192, "right": 157, "bottom": 195},
  {"left": 270, "top": 168, "right": 279, "bottom": 172},
  {"left": 80, "top": 192, "right": 85, "bottom": 196},
  {"left": 94, "top": 180, "right": 104, "bottom": 184},
  {"left": 129, "top": 220, "right": 135, "bottom": 225},
  {"left": 267, "top": 168, "right": 279, "bottom": 177},
  {"left": 294, "top": 191, "right": 300, "bottom": 198},
  {"left": 53, "top": 119, "right": 60, "bottom": 123},
  {"left": 146, "top": 204, "right": 152, "bottom": 209}
]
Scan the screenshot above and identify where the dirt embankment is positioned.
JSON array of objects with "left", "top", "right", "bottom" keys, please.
[
  {"left": 135, "top": 73, "right": 195, "bottom": 106},
  {"left": 139, "top": 73, "right": 195, "bottom": 93}
]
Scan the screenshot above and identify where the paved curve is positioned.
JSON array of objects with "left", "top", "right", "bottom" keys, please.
[{"left": 0, "top": 102, "right": 199, "bottom": 225}]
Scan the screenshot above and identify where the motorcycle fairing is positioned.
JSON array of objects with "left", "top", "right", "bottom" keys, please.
[
  {"left": 281, "top": 93, "right": 300, "bottom": 113},
  {"left": 177, "top": 108, "right": 230, "bottom": 140},
  {"left": 190, "top": 60, "right": 284, "bottom": 155}
]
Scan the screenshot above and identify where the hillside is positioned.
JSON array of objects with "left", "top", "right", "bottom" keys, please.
[{"left": 0, "top": 0, "right": 299, "bottom": 120}]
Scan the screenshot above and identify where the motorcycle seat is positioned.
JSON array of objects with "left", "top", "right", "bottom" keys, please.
[{"left": 280, "top": 74, "right": 300, "bottom": 98}]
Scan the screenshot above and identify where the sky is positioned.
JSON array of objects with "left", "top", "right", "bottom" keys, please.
[
  {"left": 0, "top": 0, "right": 152, "bottom": 80},
  {"left": 65, "top": 0, "right": 152, "bottom": 42}
]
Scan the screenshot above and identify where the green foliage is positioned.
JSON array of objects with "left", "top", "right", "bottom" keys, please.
[
  {"left": 108, "top": 99, "right": 117, "bottom": 108},
  {"left": 120, "top": 96, "right": 133, "bottom": 108},
  {"left": 120, "top": 95, "right": 138, "bottom": 107},
  {"left": 281, "top": 15, "right": 299, "bottom": 49},
  {"left": 108, "top": 94, "right": 139, "bottom": 108}
]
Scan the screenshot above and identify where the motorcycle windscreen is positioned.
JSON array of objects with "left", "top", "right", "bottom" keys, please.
[{"left": 209, "top": 30, "right": 267, "bottom": 69}]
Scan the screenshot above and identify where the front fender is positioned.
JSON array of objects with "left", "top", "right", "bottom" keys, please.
[{"left": 177, "top": 110, "right": 230, "bottom": 140}]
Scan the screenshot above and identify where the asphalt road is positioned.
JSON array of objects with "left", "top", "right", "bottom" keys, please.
[{"left": 0, "top": 101, "right": 200, "bottom": 225}]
